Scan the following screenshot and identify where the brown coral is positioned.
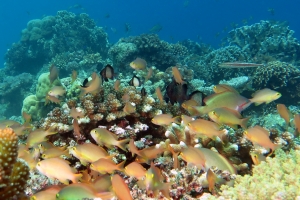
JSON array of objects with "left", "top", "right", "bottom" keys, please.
[{"left": 0, "top": 128, "right": 30, "bottom": 199}]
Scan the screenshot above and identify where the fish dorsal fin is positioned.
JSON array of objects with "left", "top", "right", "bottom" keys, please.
[{"left": 204, "top": 91, "right": 236, "bottom": 104}]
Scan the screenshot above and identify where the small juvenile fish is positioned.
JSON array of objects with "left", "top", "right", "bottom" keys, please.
[
  {"left": 129, "top": 75, "right": 141, "bottom": 87},
  {"left": 48, "top": 86, "right": 66, "bottom": 97},
  {"left": 181, "top": 99, "right": 199, "bottom": 116},
  {"left": 100, "top": 64, "right": 115, "bottom": 81},
  {"left": 114, "top": 79, "right": 121, "bottom": 91},
  {"left": 36, "top": 158, "right": 82, "bottom": 185},
  {"left": 90, "top": 128, "right": 129, "bottom": 151},
  {"left": 294, "top": 114, "right": 300, "bottom": 137},
  {"left": 123, "top": 102, "right": 136, "bottom": 115},
  {"left": 151, "top": 114, "right": 180, "bottom": 126},
  {"left": 250, "top": 88, "right": 281, "bottom": 105},
  {"left": 45, "top": 94, "right": 60, "bottom": 105},
  {"left": 244, "top": 126, "right": 281, "bottom": 151},
  {"left": 26, "top": 128, "right": 57, "bottom": 147},
  {"left": 144, "top": 67, "right": 153, "bottom": 82},
  {"left": 218, "top": 62, "right": 263, "bottom": 68},
  {"left": 277, "top": 104, "right": 291, "bottom": 127},
  {"left": 42, "top": 146, "right": 70, "bottom": 159},
  {"left": 111, "top": 174, "right": 133, "bottom": 200},
  {"left": 155, "top": 87, "right": 164, "bottom": 103},
  {"left": 144, "top": 162, "right": 171, "bottom": 199},
  {"left": 130, "top": 57, "right": 147, "bottom": 70},
  {"left": 22, "top": 111, "right": 32, "bottom": 124},
  {"left": 71, "top": 70, "right": 77, "bottom": 83},
  {"left": 69, "top": 107, "right": 85, "bottom": 119},
  {"left": 172, "top": 66, "right": 186, "bottom": 85},
  {"left": 206, "top": 168, "right": 217, "bottom": 192},
  {"left": 250, "top": 152, "right": 266, "bottom": 165},
  {"left": 90, "top": 158, "right": 125, "bottom": 174},
  {"left": 49, "top": 64, "right": 59, "bottom": 84}
]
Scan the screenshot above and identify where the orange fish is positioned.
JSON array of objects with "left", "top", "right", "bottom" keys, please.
[
  {"left": 111, "top": 174, "right": 133, "bottom": 200},
  {"left": 144, "top": 67, "right": 153, "bottom": 82},
  {"left": 71, "top": 70, "right": 77, "bottom": 83},
  {"left": 294, "top": 114, "right": 300, "bottom": 137},
  {"left": 69, "top": 107, "right": 85, "bottom": 119},
  {"left": 45, "top": 94, "right": 61, "bottom": 105},
  {"left": 172, "top": 66, "right": 186, "bottom": 85},
  {"left": 78, "top": 72, "right": 102, "bottom": 96},
  {"left": 277, "top": 104, "right": 291, "bottom": 127},
  {"left": 124, "top": 162, "right": 146, "bottom": 180},
  {"left": 244, "top": 126, "right": 281, "bottom": 151},
  {"left": 42, "top": 146, "right": 70, "bottom": 159},
  {"left": 155, "top": 87, "right": 164, "bottom": 103},
  {"left": 180, "top": 146, "right": 206, "bottom": 170},
  {"left": 49, "top": 64, "right": 59, "bottom": 84},
  {"left": 36, "top": 158, "right": 82, "bottom": 185},
  {"left": 26, "top": 128, "right": 57, "bottom": 147},
  {"left": 114, "top": 79, "right": 121, "bottom": 91}
]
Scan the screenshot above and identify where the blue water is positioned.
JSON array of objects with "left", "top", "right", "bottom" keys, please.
[{"left": 0, "top": 0, "right": 299, "bottom": 67}]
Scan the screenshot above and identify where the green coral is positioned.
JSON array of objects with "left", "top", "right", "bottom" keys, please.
[
  {"left": 36, "top": 72, "right": 61, "bottom": 101},
  {"left": 218, "top": 149, "right": 300, "bottom": 200}
]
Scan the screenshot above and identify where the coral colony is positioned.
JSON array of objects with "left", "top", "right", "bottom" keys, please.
[{"left": 0, "top": 11, "right": 300, "bottom": 200}]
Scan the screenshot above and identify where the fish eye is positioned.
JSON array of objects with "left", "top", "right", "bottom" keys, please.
[
  {"left": 37, "top": 163, "right": 41, "bottom": 166},
  {"left": 213, "top": 86, "right": 216, "bottom": 88},
  {"left": 72, "top": 147, "right": 76, "bottom": 150},
  {"left": 42, "top": 154, "right": 46, "bottom": 158},
  {"left": 187, "top": 123, "right": 191, "bottom": 126},
  {"left": 244, "top": 131, "right": 248, "bottom": 135},
  {"left": 276, "top": 93, "right": 280, "bottom": 96},
  {"left": 212, "top": 111, "right": 216, "bottom": 115}
]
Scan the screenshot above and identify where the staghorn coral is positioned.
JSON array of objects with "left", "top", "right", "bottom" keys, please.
[
  {"left": 218, "top": 149, "right": 300, "bottom": 200},
  {"left": 0, "top": 128, "right": 30, "bottom": 199}
]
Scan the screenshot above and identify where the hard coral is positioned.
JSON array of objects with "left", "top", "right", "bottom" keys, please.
[
  {"left": 252, "top": 61, "right": 300, "bottom": 103},
  {"left": 219, "top": 149, "right": 300, "bottom": 200},
  {"left": 0, "top": 128, "right": 30, "bottom": 199}
]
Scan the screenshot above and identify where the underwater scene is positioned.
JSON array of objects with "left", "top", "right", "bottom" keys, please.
[{"left": 0, "top": 0, "right": 300, "bottom": 199}]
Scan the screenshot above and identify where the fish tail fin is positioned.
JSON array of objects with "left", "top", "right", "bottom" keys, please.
[
  {"left": 116, "top": 160, "right": 126, "bottom": 172},
  {"left": 72, "top": 173, "right": 83, "bottom": 183},
  {"left": 240, "top": 117, "right": 250, "bottom": 129},
  {"left": 160, "top": 182, "right": 172, "bottom": 199},
  {"left": 117, "top": 139, "right": 130, "bottom": 151},
  {"left": 172, "top": 116, "right": 181, "bottom": 124}
]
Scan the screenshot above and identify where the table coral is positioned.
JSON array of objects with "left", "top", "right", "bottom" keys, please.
[{"left": 0, "top": 128, "right": 30, "bottom": 199}]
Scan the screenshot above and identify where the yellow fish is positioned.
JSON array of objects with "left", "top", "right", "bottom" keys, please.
[
  {"left": 180, "top": 146, "right": 206, "bottom": 170},
  {"left": 90, "top": 128, "right": 129, "bottom": 151},
  {"left": 208, "top": 107, "right": 249, "bottom": 129},
  {"left": 41, "top": 146, "right": 70, "bottom": 159},
  {"left": 26, "top": 128, "right": 57, "bottom": 148},
  {"left": 250, "top": 88, "right": 281, "bottom": 105},
  {"left": 36, "top": 158, "right": 82, "bottom": 185},
  {"left": 172, "top": 66, "right": 186, "bottom": 85},
  {"left": 69, "top": 143, "right": 109, "bottom": 165},
  {"left": 187, "top": 118, "right": 227, "bottom": 140},
  {"left": 130, "top": 57, "right": 147, "bottom": 70},
  {"left": 151, "top": 114, "right": 180, "bottom": 126},
  {"left": 213, "top": 84, "right": 238, "bottom": 94},
  {"left": 90, "top": 158, "right": 125, "bottom": 174}
]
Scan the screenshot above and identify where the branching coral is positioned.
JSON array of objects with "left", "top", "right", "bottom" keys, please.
[
  {"left": 0, "top": 128, "right": 30, "bottom": 199},
  {"left": 218, "top": 149, "right": 300, "bottom": 200}
]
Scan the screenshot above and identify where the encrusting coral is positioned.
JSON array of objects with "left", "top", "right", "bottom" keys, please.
[{"left": 0, "top": 128, "right": 30, "bottom": 199}]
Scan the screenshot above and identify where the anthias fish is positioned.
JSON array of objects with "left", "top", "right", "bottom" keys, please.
[{"left": 218, "top": 62, "right": 264, "bottom": 68}]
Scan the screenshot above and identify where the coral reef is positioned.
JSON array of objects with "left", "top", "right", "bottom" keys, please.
[
  {"left": 109, "top": 34, "right": 188, "bottom": 71},
  {"left": 252, "top": 61, "right": 300, "bottom": 104},
  {"left": 228, "top": 20, "right": 300, "bottom": 64},
  {"left": 0, "top": 128, "right": 30, "bottom": 199},
  {"left": 4, "top": 10, "right": 108, "bottom": 75},
  {"left": 218, "top": 149, "right": 300, "bottom": 200}
]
